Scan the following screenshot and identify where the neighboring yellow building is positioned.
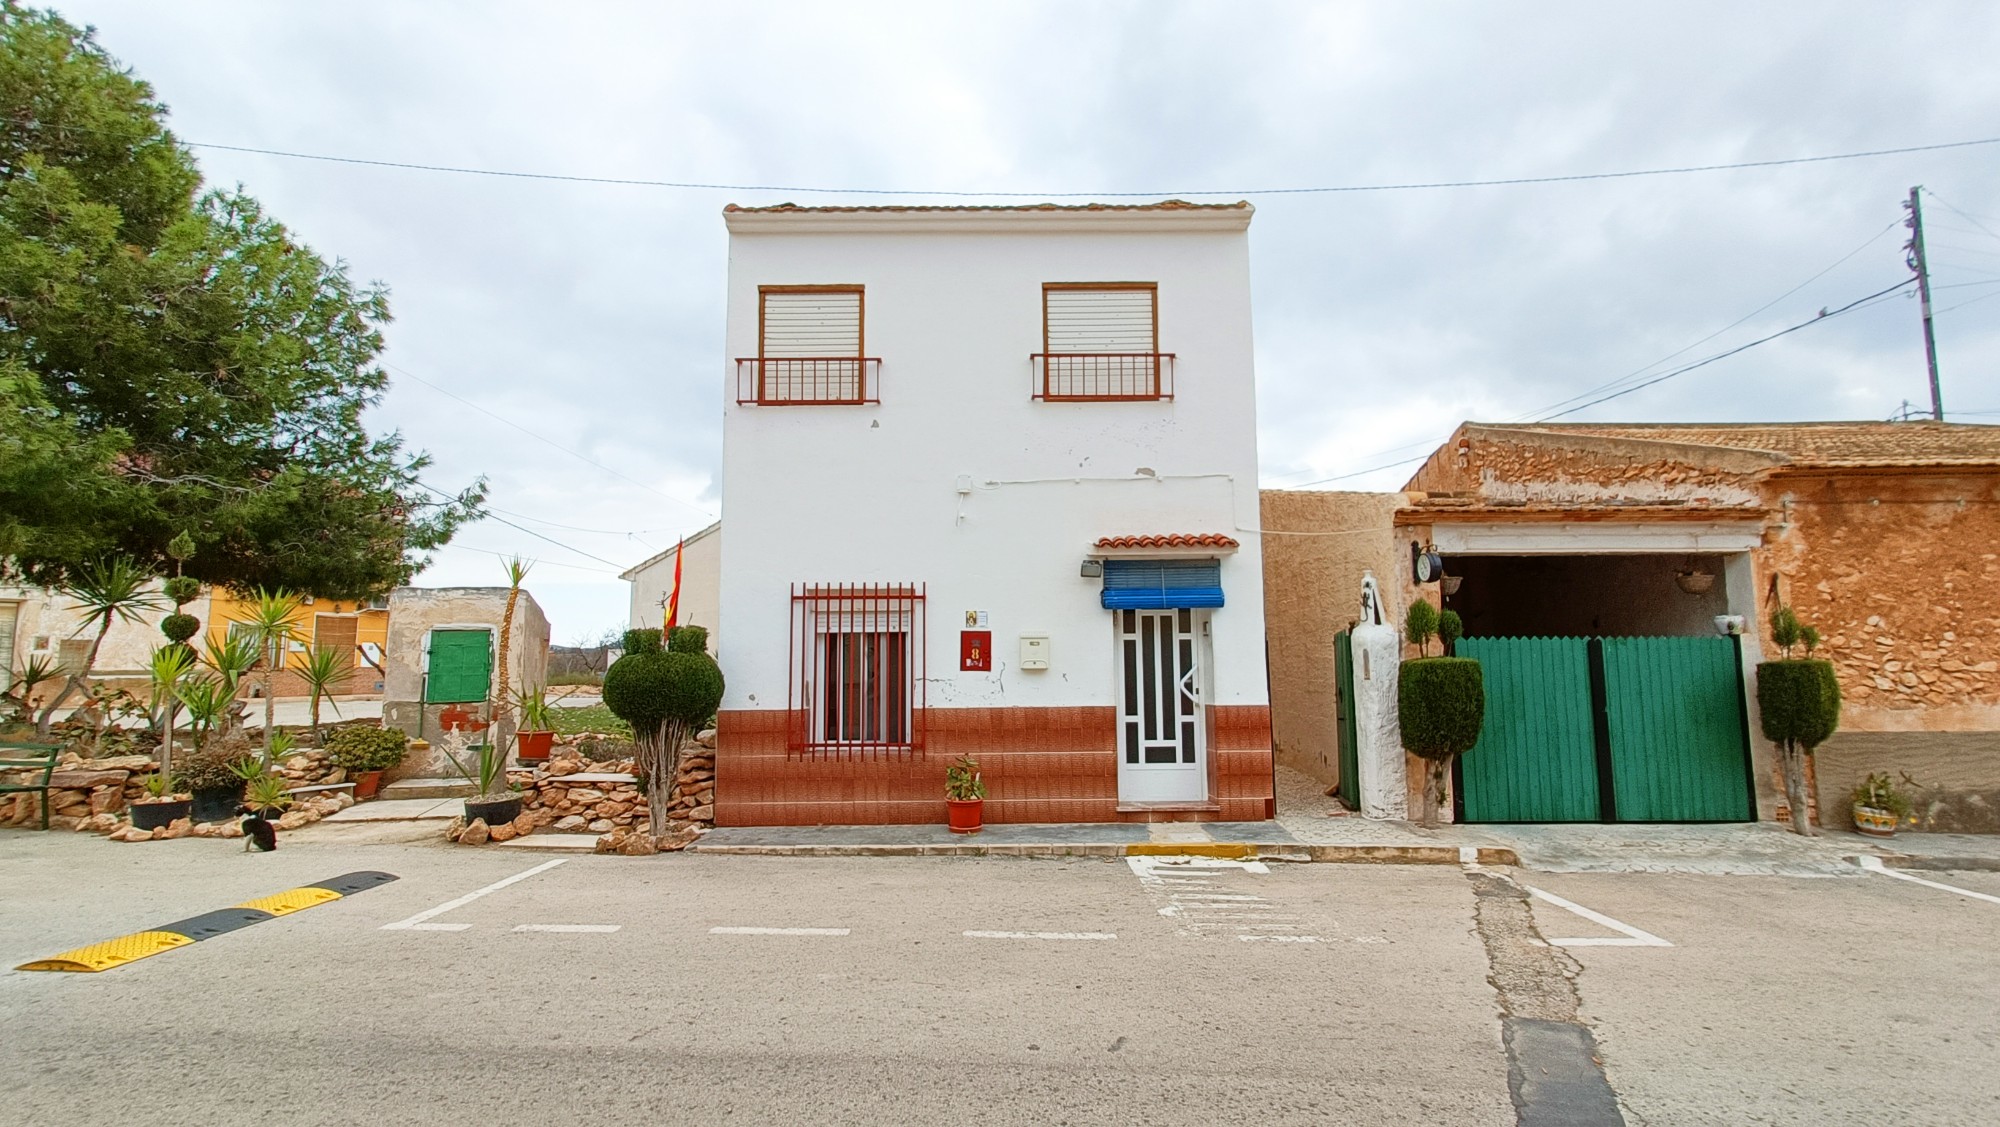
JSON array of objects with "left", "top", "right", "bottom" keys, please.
[{"left": 204, "top": 591, "right": 390, "bottom": 698}]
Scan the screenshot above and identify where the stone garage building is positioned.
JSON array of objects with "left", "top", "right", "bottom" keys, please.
[{"left": 1264, "top": 420, "right": 2000, "bottom": 832}]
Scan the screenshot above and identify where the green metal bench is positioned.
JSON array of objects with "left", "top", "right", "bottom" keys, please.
[{"left": 0, "top": 741, "right": 64, "bottom": 830}]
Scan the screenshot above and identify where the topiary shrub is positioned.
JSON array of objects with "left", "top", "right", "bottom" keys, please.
[
  {"left": 1437, "top": 609, "right": 1464, "bottom": 656},
  {"left": 605, "top": 639, "right": 725, "bottom": 835},
  {"left": 162, "top": 576, "right": 201, "bottom": 606},
  {"left": 1757, "top": 610, "right": 1841, "bottom": 835},
  {"left": 161, "top": 613, "right": 201, "bottom": 643},
  {"left": 1405, "top": 600, "right": 1440, "bottom": 656},
  {"left": 667, "top": 625, "right": 709, "bottom": 654},
  {"left": 1399, "top": 656, "right": 1486, "bottom": 828}
]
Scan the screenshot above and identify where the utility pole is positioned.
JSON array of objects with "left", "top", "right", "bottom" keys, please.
[{"left": 1904, "top": 185, "right": 1943, "bottom": 420}]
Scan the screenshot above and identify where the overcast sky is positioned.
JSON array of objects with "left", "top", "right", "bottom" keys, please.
[{"left": 51, "top": 1, "right": 2000, "bottom": 641}]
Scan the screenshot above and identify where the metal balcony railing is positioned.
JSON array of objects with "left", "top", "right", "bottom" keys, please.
[
  {"left": 1031, "top": 353, "right": 1175, "bottom": 401},
  {"left": 736, "top": 357, "right": 882, "bottom": 405}
]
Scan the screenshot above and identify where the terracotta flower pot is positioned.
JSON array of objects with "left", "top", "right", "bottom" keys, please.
[
  {"left": 946, "top": 797, "right": 984, "bottom": 835},
  {"left": 352, "top": 770, "right": 384, "bottom": 800},
  {"left": 516, "top": 730, "right": 555, "bottom": 762}
]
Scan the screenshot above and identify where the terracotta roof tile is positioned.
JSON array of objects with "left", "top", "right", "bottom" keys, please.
[
  {"left": 1094, "top": 533, "right": 1240, "bottom": 550},
  {"left": 1470, "top": 421, "right": 2000, "bottom": 469},
  {"left": 725, "top": 199, "right": 1250, "bottom": 214}
]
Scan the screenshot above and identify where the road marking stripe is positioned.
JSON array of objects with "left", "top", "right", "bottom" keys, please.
[
  {"left": 1858, "top": 855, "right": 2000, "bottom": 904},
  {"left": 962, "top": 930, "right": 1117, "bottom": 941},
  {"left": 709, "top": 926, "right": 850, "bottom": 936},
  {"left": 1526, "top": 886, "right": 1673, "bottom": 948},
  {"left": 18, "top": 872, "right": 399, "bottom": 973},
  {"left": 381, "top": 858, "right": 568, "bottom": 931},
  {"left": 513, "top": 924, "right": 621, "bottom": 933},
  {"left": 404, "top": 923, "right": 472, "bottom": 932},
  {"left": 1237, "top": 935, "right": 1323, "bottom": 943}
]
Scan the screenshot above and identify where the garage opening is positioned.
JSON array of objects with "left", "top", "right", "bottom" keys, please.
[{"left": 1443, "top": 553, "right": 1730, "bottom": 638}]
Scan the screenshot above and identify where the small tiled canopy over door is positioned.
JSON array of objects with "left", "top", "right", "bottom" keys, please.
[{"left": 425, "top": 629, "right": 492, "bottom": 704}]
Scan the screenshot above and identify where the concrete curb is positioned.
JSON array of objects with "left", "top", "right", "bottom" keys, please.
[
  {"left": 1869, "top": 853, "right": 2000, "bottom": 873},
  {"left": 685, "top": 841, "right": 1521, "bottom": 865}
]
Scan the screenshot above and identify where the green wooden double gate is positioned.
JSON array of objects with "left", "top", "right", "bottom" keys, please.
[{"left": 1454, "top": 635, "right": 1756, "bottom": 823}]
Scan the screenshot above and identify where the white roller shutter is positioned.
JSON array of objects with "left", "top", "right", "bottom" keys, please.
[
  {"left": 761, "top": 289, "right": 862, "bottom": 358},
  {"left": 1045, "top": 286, "right": 1155, "bottom": 353}
]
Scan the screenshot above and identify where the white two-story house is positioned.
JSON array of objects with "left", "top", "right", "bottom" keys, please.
[{"left": 715, "top": 201, "right": 1272, "bottom": 826}]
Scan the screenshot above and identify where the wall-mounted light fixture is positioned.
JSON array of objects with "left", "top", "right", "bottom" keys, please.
[{"left": 1079, "top": 559, "right": 1103, "bottom": 578}]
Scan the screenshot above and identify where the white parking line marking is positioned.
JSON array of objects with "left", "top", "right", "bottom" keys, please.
[
  {"left": 709, "top": 926, "right": 850, "bottom": 936},
  {"left": 962, "top": 930, "right": 1117, "bottom": 941},
  {"left": 513, "top": 924, "right": 622, "bottom": 933},
  {"left": 1526, "top": 886, "right": 1673, "bottom": 948},
  {"left": 1858, "top": 855, "right": 2000, "bottom": 904},
  {"left": 381, "top": 859, "right": 569, "bottom": 931}
]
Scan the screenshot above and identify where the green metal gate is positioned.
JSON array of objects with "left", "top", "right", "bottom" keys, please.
[
  {"left": 1333, "top": 631, "right": 1360, "bottom": 810},
  {"left": 1454, "top": 635, "right": 1754, "bottom": 823}
]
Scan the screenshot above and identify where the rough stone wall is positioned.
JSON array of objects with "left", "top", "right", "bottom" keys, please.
[
  {"left": 1258, "top": 490, "right": 1404, "bottom": 789},
  {"left": 1757, "top": 470, "right": 2000, "bottom": 732},
  {"left": 1816, "top": 731, "right": 2000, "bottom": 834},
  {"left": 1407, "top": 427, "right": 1767, "bottom": 509}
]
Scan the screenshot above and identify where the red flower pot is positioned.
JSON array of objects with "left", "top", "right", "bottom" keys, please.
[
  {"left": 516, "top": 730, "right": 555, "bottom": 762},
  {"left": 352, "top": 770, "right": 384, "bottom": 800},
  {"left": 946, "top": 798, "right": 984, "bottom": 835}
]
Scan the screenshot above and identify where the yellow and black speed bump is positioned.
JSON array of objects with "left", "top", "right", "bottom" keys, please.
[{"left": 16, "top": 870, "right": 398, "bottom": 973}]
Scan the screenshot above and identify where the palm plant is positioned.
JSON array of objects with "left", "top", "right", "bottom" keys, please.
[
  {"left": 240, "top": 588, "right": 303, "bottom": 764},
  {"left": 3, "top": 654, "right": 60, "bottom": 723},
  {"left": 34, "top": 558, "right": 164, "bottom": 737},
  {"left": 146, "top": 645, "right": 197, "bottom": 785},
  {"left": 297, "top": 645, "right": 349, "bottom": 743},
  {"left": 200, "top": 631, "right": 260, "bottom": 737}
]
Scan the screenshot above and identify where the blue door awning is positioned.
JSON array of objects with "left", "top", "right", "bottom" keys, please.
[{"left": 1100, "top": 558, "right": 1225, "bottom": 610}]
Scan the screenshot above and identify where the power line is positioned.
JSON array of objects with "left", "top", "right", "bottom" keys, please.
[
  {"left": 1923, "top": 190, "right": 2000, "bottom": 243},
  {"left": 389, "top": 362, "right": 717, "bottom": 521},
  {"left": 413, "top": 479, "right": 632, "bottom": 570},
  {"left": 1536, "top": 279, "right": 1914, "bottom": 422},
  {"left": 1935, "top": 288, "right": 2000, "bottom": 316},
  {"left": 185, "top": 135, "right": 2000, "bottom": 198},
  {"left": 435, "top": 542, "right": 624, "bottom": 577}
]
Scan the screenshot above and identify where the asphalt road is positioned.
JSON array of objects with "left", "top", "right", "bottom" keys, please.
[{"left": 1, "top": 833, "right": 1994, "bottom": 1126}]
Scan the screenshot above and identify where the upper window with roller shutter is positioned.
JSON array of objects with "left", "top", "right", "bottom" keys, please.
[
  {"left": 1033, "top": 282, "right": 1173, "bottom": 401},
  {"left": 738, "top": 285, "right": 880, "bottom": 405}
]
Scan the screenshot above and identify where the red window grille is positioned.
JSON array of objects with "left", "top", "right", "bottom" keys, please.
[
  {"left": 1031, "top": 352, "right": 1175, "bottom": 401},
  {"left": 788, "top": 583, "right": 927, "bottom": 755},
  {"left": 1035, "top": 282, "right": 1172, "bottom": 401},
  {"left": 741, "top": 285, "right": 880, "bottom": 405},
  {"left": 736, "top": 357, "right": 882, "bottom": 405}
]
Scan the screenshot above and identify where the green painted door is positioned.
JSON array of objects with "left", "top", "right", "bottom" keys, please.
[
  {"left": 1601, "top": 636, "right": 1755, "bottom": 821},
  {"left": 1456, "top": 637, "right": 1601, "bottom": 822},
  {"left": 425, "top": 629, "right": 492, "bottom": 703},
  {"left": 1334, "top": 631, "right": 1360, "bottom": 810}
]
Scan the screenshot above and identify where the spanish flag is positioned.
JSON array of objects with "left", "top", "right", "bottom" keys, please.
[{"left": 664, "top": 537, "right": 684, "bottom": 629}]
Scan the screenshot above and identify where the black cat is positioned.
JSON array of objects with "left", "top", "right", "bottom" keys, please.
[{"left": 237, "top": 805, "right": 277, "bottom": 853}]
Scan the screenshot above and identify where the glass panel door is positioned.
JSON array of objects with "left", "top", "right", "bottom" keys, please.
[{"left": 1116, "top": 608, "right": 1207, "bottom": 803}]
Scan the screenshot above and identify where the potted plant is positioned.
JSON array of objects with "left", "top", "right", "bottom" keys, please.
[
  {"left": 245, "top": 773, "right": 293, "bottom": 822},
  {"left": 1851, "top": 772, "right": 1910, "bottom": 838},
  {"left": 513, "top": 687, "right": 557, "bottom": 763},
  {"left": 1398, "top": 601, "right": 1486, "bottom": 828},
  {"left": 945, "top": 755, "right": 986, "bottom": 834},
  {"left": 181, "top": 733, "right": 256, "bottom": 823},
  {"left": 1756, "top": 606, "right": 1842, "bottom": 836},
  {"left": 438, "top": 726, "right": 522, "bottom": 826},
  {"left": 130, "top": 772, "right": 190, "bottom": 830},
  {"left": 324, "top": 726, "right": 409, "bottom": 799}
]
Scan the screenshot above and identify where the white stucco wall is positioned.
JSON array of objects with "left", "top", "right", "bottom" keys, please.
[
  {"left": 718, "top": 206, "right": 1267, "bottom": 714},
  {"left": 1, "top": 581, "right": 213, "bottom": 685},
  {"left": 622, "top": 521, "right": 722, "bottom": 642}
]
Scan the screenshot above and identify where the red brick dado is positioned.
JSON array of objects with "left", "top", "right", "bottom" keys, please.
[{"left": 715, "top": 706, "right": 1274, "bottom": 826}]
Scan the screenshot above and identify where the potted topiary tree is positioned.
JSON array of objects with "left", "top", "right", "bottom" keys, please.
[
  {"left": 1756, "top": 606, "right": 1841, "bottom": 836},
  {"left": 1398, "top": 599, "right": 1485, "bottom": 828},
  {"left": 604, "top": 626, "right": 725, "bottom": 837},
  {"left": 1850, "top": 772, "right": 1910, "bottom": 838},
  {"left": 324, "top": 726, "right": 409, "bottom": 799},
  {"left": 945, "top": 755, "right": 985, "bottom": 833}
]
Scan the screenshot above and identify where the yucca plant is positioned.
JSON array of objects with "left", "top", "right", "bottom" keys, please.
[
  {"left": 494, "top": 557, "right": 532, "bottom": 746},
  {"left": 3, "top": 653, "right": 60, "bottom": 722},
  {"left": 240, "top": 588, "right": 303, "bottom": 764},
  {"left": 176, "top": 674, "right": 235, "bottom": 744},
  {"left": 147, "top": 645, "right": 198, "bottom": 785},
  {"left": 297, "top": 646, "right": 349, "bottom": 742},
  {"left": 245, "top": 772, "right": 292, "bottom": 817},
  {"left": 34, "top": 558, "right": 164, "bottom": 737}
]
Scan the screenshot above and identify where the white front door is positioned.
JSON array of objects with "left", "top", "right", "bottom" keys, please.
[{"left": 1115, "top": 607, "right": 1208, "bottom": 804}]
